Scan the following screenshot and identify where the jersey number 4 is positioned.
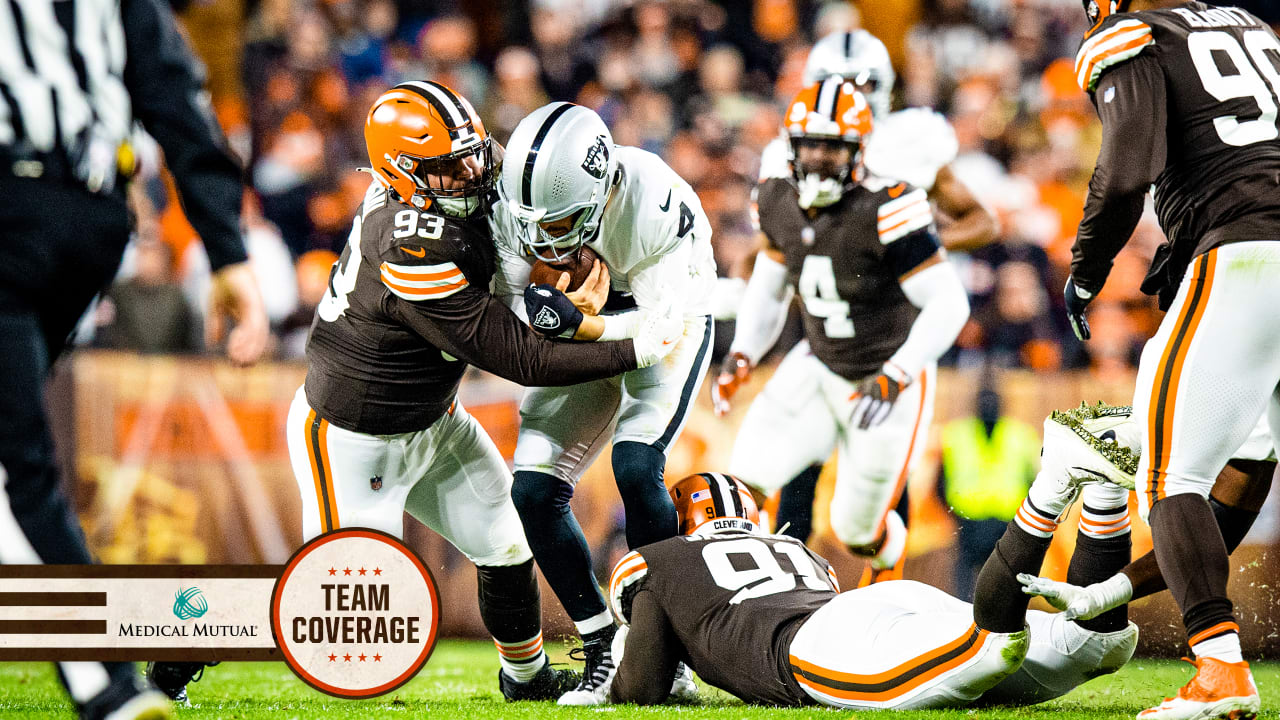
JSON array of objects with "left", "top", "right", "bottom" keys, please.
[
  {"left": 702, "top": 538, "right": 830, "bottom": 605},
  {"left": 798, "top": 256, "right": 854, "bottom": 339},
  {"left": 1189, "top": 30, "right": 1280, "bottom": 146}
]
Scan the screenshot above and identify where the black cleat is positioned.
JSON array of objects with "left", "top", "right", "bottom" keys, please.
[
  {"left": 144, "top": 661, "right": 218, "bottom": 705},
  {"left": 499, "top": 661, "right": 581, "bottom": 701},
  {"left": 558, "top": 626, "right": 618, "bottom": 705}
]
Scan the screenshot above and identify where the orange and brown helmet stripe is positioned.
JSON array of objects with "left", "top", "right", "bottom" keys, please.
[
  {"left": 785, "top": 77, "right": 873, "bottom": 143},
  {"left": 670, "top": 472, "right": 760, "bottom": 535}
]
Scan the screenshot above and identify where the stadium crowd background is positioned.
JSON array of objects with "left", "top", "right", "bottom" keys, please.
[{"left": 89, "top": 0, "right": 1262, "bottom": 377}]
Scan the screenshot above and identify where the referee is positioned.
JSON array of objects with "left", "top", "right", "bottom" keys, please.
[{"left": 0, "top": 0, "right": 268, "bottom": 718}]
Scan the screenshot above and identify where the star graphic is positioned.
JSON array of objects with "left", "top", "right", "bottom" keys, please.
[
  {"left": 328, "top": 654, "right": 337, "bottom": 662},
  {"left": 343, "top": 567, "right": 352, "bottom": 576},
  {"left": 358, "top": 567, "right": 367, "bottom": 576},
  {"left": 358, "top": 653, "right": 367, "bottom": 662},
  {"left": 373, "top": 653, "right": 382, "bottom": 662},
  {"left": 328, "top": 567, "right": 337, "bottom": 576},
  {"left": 373, "top": 567, "right": 382, "bottom": 576},
  {"left": 343, "top": 653, "right": 352, "bottom": 662}
]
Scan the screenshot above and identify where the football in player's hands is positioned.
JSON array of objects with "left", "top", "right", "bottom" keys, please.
[{"left": 529, "top": 245, "right": 599, "bottom": 292}]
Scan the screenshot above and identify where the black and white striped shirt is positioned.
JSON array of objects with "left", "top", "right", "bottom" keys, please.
[{"left": 0, "top": 0, "right": 248, "bottom": 270}]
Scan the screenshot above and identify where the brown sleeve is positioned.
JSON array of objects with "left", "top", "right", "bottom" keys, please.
[
  {"left": 389, "top": 286, "right": 638, "bottom": 386},
  {"left": 1071, "top": 52, "right": 1167, "bottom": 295},
  {"left": 610, "top": 589, "right": 682, "bottom": 705}
]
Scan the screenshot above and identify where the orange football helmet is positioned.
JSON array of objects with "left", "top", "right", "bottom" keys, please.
[
  {"left": 670, "top": 472, "right": 760, "bottom": 536},
  {"left": 785, "top": 77, "right": 873, "bottom": 208},
  {"left": 365, "top": 81, "right": 493, "bottom": 216},
  {"left": 1083, "top": 1, "right": 1130, "bottom": 27}
]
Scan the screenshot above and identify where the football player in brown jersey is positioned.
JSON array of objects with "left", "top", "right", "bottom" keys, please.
[
  {"left": 275, "top": 82, "right": 680, "bottom": 702},
  {"left": 601, "top": 407, "right": 1143, "bottom": 709},
  {"left": 713, "top": 80, "right": 970, "bottom": 586},
  {"left": 1064, "top": 1, "right": 1280, "bottom": 716}
]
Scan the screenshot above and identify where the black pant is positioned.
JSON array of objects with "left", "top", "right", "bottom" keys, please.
[{"left": 0, "top": 175, "right": 135, "bottom": 705}]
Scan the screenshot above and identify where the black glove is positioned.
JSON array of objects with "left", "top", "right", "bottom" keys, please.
[
  {"left": 1063, "top": 276, "right": 1095, "bottom": 341},
  {"left": 850, "top": 364, "right": 909, "bottom": 430},
  {"left": 524, "top": 284, "right": 584, "bottom": 339}
]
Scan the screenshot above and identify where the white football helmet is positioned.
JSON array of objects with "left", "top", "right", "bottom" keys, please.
[
  {"left": 500, "top": 102, "right": 618, "bottom": 262},
  {"left": 803, "top": 30, "right": 895, "bottom": 120}
]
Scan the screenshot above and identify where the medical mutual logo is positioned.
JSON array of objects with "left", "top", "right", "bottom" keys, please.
[{"left": 173, "top": 587, "right": 209, "bottom": 620}]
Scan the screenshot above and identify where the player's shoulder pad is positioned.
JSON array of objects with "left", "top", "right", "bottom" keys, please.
[
  {"left": 869, "top": 180, "right": 932, "bottom": 245},
  {"left": 1075, "top": 14, "right": 1154, "bottom": 92},
  {"left": 758, "top": 135, "right": 792, "bottom": 181},
  {"left": 620, "top": 145, "right": 708, "bottom": 246},
  {"left": 608, "top": 550, "right": 650, "bottom": 625},
  {"left": 366, "top": 196, "right": 473, "bottom": 302}
]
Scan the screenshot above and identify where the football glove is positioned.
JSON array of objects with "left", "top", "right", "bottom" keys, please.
[
  {"left": 632, "top": 310, "right": 683, "bottom": 368},
  {"left": 850, "top": 364, "right": 909, "bottom": 430},
  {"left": 1017, "top": 572, "right": 1133, "bottom": 621},
  {"left": 1064, "top": 276, "right": 1094, "bottom": 341},
  {"left": 710, "top": 352, "right": 752, "bottom": 417},
  {"left": 525, "top": 283, "right": 584, "bottom": 339}
]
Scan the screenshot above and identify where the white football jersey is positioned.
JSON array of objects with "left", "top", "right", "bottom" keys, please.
[
  {"left": 492, "top": 145, "right": 716, "bottom": 318},
  {"left": 863, "top": 108, "right": 958, "bottom": 191}
]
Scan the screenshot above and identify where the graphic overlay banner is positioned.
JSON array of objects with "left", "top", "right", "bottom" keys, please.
[{"left": 0, "top": 566, "right": 280, "bottom": 661}]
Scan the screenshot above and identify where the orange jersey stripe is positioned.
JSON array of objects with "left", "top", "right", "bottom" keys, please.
[
  {"left": 1081, "top": 31, "right": 1153, "bottom": 91},
  {"left": 382, "top": 275, "right": 469, "bottom": 298},
  {"left": 318, "top": 417, "right": 338, "bottom": 531},
  {"left": 380, "top": 262, "right": 464, "bottom": 283}
]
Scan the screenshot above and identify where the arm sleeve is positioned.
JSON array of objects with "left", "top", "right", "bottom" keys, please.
[
  {"left": 121, "top": 0, "right": 248, "bottom": 271},
  {"left": 389, "top": 286, "right": 638, "bottom": 386},
  {"left": 1071, "top": 53, "right": 1167, "bottom": 294},
  {"left": 609, "top": 589, "right": 682, "bottom": 706},
  {"left": 727, "top": 250, "right": 792, "bottom": 365},
  {"left": 886, "top": 258, "right": 970, "bottom": 377}
]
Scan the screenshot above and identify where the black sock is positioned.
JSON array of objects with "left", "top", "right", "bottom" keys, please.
[
  {"left": 775, "top": 465, "right": 821, "bottom": 541},
  {"left": 1068, "top": 532, "right": 1132, "bottom": 632},
  {"left": 611, "top": 442, "right": 677, "bottom": 549},
  {"left": 973, "top": 521, "right": 1052, "bottom": 633},
  {"left": 1149, "top": 494, "right": 1236, "bottom": 643},
  {"left": 511, "top": 471, "right": 607, "bottom": 622},
  {"left": 1209, "top": 495, "right": 1260, "bottom": 554},
  {"left": 476, "top": 560, "right": 543, "bottom": 643}
]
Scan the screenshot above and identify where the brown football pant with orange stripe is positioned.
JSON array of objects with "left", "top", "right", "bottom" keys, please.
[{"left": 1130, "top": 242, "right": 1280, "bottom": 649}]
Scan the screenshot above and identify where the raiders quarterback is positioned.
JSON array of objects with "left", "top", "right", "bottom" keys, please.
[
  {"left": 489, "top": 102, "right": 716, "bottom": 704},
  {"left": 714, "top": 80, "right": 969, "bottom": 585},
  {"left": 600, "top": 405, "right": 1143, "bottom": 709},
  {"left": 277, "top": 82, "right": 681, "bottom": 702}
]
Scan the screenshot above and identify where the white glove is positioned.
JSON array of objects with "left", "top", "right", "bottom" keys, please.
[
  {"left": 1018, "top": 572, "right": 1133, "bottom": 621},
  {"left": 633, "top": 310, "right": 683, "bottom": 368}
]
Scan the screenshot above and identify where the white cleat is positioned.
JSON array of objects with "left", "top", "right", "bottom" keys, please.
[
  {"left": 669, "top": 662, "right": 698, "bottom": 702},
  {"left": 1046, "top": 402, "right": 1140, "bottom": 490}
]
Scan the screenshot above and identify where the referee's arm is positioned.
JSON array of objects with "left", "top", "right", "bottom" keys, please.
[{"left": 121, "top": 0, "right": 268, "bottom": 363}]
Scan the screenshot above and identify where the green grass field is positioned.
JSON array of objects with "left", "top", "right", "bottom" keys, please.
[{"left": 0, "top": 642, "right": 1275, "bottom": 719}]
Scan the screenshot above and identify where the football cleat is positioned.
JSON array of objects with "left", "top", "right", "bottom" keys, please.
[
  {"left": 499, "top": 660, "right": 581, "bottom": 702},
  {"left": 144, "top": 661, "right": 217, "bottom": 705},
  {"left": 1032, "top": 403, "right": 1140, "bottom": 519},
  {"left": 669, "top": 662, "right": 698, "bottom": 702},
  {"left": 1137, "top": 657, "right": 1260, "bottom": 720},
  {"left": 558, "top": 629, "right": 618, "bottom": 706}
]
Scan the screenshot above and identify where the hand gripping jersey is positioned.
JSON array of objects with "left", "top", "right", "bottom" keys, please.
[
  {"left": 493, "top": 146, "right": 717, "bottom": 318},
  {"left": 754, "top": 176, "right": 941, "bottom": 380},
  {"left": 304, "top": 182, "right": 636, "bottom": 435},
  {"left": 610, "top": 532, "right": 839, "bottom": 706},
  {"left": 1073, "top": 2, "right": 1280, "bottom": 303}
]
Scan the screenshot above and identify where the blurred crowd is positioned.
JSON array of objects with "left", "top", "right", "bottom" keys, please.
[{"left": 87, "top": 0, "right": 1273, "bottom": 375}]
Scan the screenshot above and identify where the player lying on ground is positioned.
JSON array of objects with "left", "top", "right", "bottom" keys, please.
[
  {"left": 149, "top": 82, "right": 683, "bottom": 704},
  {"left": 487, "top": 102, "right": 717, "bottom": 703},
  {"left": 714, "top": 79, "right": 969, "bottom": 588},
  {"left": 595, "top": 404, "right": 1147, "bottom": 709}
]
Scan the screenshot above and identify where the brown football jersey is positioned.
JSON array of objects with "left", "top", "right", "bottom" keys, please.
[
  {"left": 754, "top": 176, "right": 941, "bottom": 381},
  {"left": 304, "top": 183, "right": 637, "bottom": 435},
  {"left": 1073, "top": 3, "right": 1280, "bottom": 304},
  {"left": 612, "top": 531, "right": 839, "bottom": 706}
]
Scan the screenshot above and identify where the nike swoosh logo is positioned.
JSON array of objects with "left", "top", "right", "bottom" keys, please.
[
  {"left": 1071, "top": 467, "right": 1110, "bottom": 481},
  {"left": 1100, "top": 429, "right": 1117, "bottom": 442},
  {"left": 658, "top": 189, "right": 672, "bottom": 212},
  {"left": 401, "top": 246, "right": 426, "bottom": 258},
  {"left": 888, "top": 183, "right": 906, "bottom": 198}
]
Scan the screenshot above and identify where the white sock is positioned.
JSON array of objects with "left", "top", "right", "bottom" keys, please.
[
  {"left": 495, "top": 633, "right": 546, "bottom": 682},
  {"left": 1079, "top": 487, "right": 1130, "bottom": 539},
  {"left": 574, "top": 609, "right": 615, "bottom": 638},
  {"left": 1014, "top": 497, "right": 1060, "bottom": 539},
  {"left": 1192, "top": 631, "right": 1244, "bottom": 664}
]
